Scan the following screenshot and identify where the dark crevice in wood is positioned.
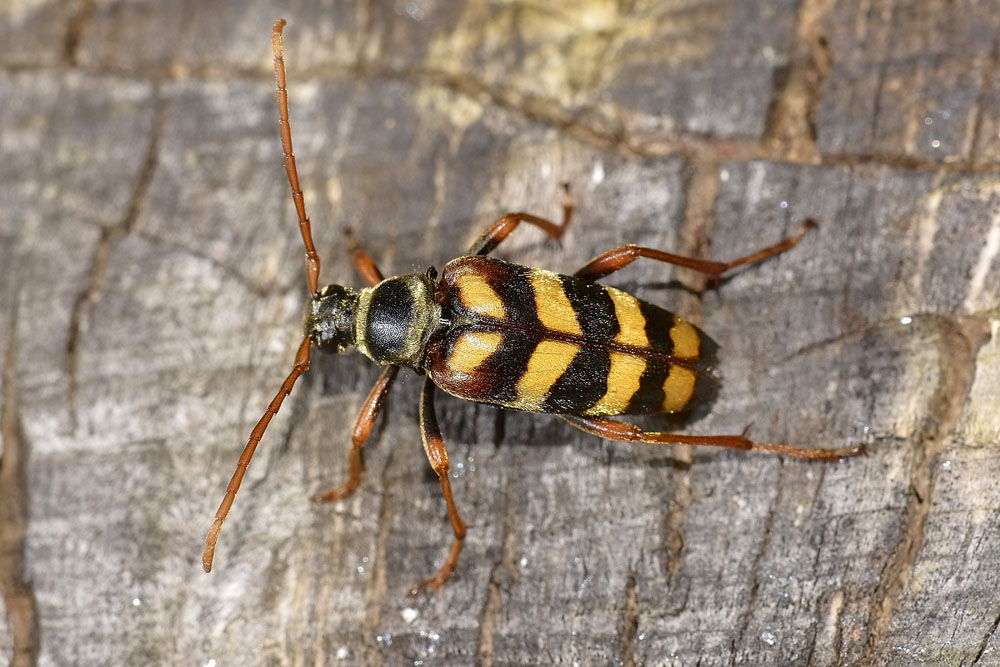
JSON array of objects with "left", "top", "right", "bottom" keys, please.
[
  {"left": 783, "top": 309, "right": 999, "bottom": 370},
  {"left": 310, "top": 62, "right": 1000, "bottom": 174},
  {"left": 303, "top": 64, "right": 1000, "bottom": 174},
  {"left": 819, "top": 151, "right": 1000, "bottom": 174},
  {"left": 220, "top": 376, "right": 306, "bottom": 565},
  {"left": 0, "top": 312, "right": 39, "bottom": 667},
  {"left": 62, "top": 0, "right": 194, "bottom": 427},
  {"left": 678, "top": 157, "right": 722, "bottom": 280},
  {"left": 364, "top": 448, "right": 393, "bottom": 667},
  {"left": 377, "top": 64, "right": 628, "bottom": 155},
  {"left": 491, "top": 409, "right": 506, "bottom": 455},
  {"left": 867, "top": 64, "right": 886, "bottom": 159},
  {"left": 830, "top": 591, "right": 845, "bottom": 667},
  {"left": 201, "top": 342, "right": 264, "bottom": 566},
  {"left": 967, "top": 35, "right": 999, "bottom": 167},
  {"left": 7, "top": 8, "right": 999, "bottom": 661},
  {"left": 862, "top": 313, "right": 992, "bottom": 663},
  {"left": 970, "top": 609, "right": 1000, "bottom": 666},
  {"left": 804, "top": 615, "right": 819, "bottom": 667},
  {"left": 6, "top": 60, "right": 1000, "bottom": 175},
  {"left": 866, "top": 2, "right": 897, "bottom": 157},
  {"left": 618, "top": 568, "right": 639, "bottom": 667},
  {"left": 805, "top": 479, "right": 848, "bottom": 663},
  {"left": 762, "top": 0, "right": 833, "bottom": 163},
  {"left": 732, "top": 462, "right": 785, "bottom": 665},
  {"left": 663, "top": 486, "right": 690, "bottom": 580},
  {"left": 135, "top": 230, "right": 277, "bottom": 298},
  {"left": 810, "top": 590, "right": 845, "bottom": 667},
  {"left": 271, "top": 344, "right": 326, "bottom": 472},
  {"left": 781, "top": 319, "right": 882, "bottom": 365},
  {"left": 805, "top": 474, "right": 833, "bottom": 666},
  {"left": 656, "top": 155, "right": 720, "bottom": 581},
  {"left": 477, "top": 473, "right": 516, "bottom": 667},
  {"left": 237, "top": 306, "right": 317, "bottom": 503},
  {"left": 62, "top": 0, "right": 94, "bottom": 67},
  {"left": 64, "top": 86, "right": 165, "bottom": 429},
  {"left": 965, "top": 68, "right": 985, "bottom": 165}
]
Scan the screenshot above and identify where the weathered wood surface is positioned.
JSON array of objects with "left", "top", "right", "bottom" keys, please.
[{"left": 2, "top": 1, "right": 999, "bottom": 666}]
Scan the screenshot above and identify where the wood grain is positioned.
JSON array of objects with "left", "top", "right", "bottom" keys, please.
[{"left": 1, "top": 1, "right": 999, "bottom": 665}]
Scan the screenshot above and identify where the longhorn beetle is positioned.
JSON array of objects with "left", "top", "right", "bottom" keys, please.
[{"left": 203, "top": 19, "right": 865, "bottom": 594}]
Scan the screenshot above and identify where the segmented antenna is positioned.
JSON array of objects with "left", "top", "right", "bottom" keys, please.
[
  {"left": 203, "top": 336, "right": 312, "bottom": 571},
  {"left": 202, "top": 19, "right": 320, "bottom": 572},
  {"left": 272, "top": 18, "right": 321, "bottom": 296}
]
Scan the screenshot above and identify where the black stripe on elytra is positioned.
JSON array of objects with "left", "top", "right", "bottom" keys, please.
[
  {"left": 436, "top": 259, "right": 541, "bottom": 404},
  {"left": 477, "top": 329, "right": 539, "bottom": 403},
  {"left": 490, "top": 262, "right": 542, "bottom": 329},
  {"left": 435, "top": 324, "right": 537, "bottom": 404},
  {"left": 638, "top": 299, "right": 675, "bottom": 355},
  {"left": 558, "top": 275, "right": 620, "bottom": 341},
  {"left": 626, "top": 360, "right": 668, "bottom": 414},
  {"left": 542, "top": 344, "right": 611, "bottom": 414}
]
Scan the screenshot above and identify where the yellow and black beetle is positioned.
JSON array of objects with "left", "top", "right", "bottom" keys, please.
[{"left": 203, "top": 20, "right": 864, "bottom": 594}]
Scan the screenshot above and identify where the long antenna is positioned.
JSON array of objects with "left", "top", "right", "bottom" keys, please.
[
  {"left": 202, "top": 19, "right": 321, "bottom": 572},
  {"left": 272, "top": 18, "right": 321, "bottom": 295},
  {"left": 203, "top": 336, "right": 312, "bottom": 571}
]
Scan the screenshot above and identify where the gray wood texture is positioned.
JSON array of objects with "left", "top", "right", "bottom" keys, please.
[{"left": 2, "top": 1, "right": 999, "bottom": 665}]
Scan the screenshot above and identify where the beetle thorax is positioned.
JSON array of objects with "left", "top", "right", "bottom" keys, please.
[{"left": 354, "top": 273, "right": 441, "bottom": 366}]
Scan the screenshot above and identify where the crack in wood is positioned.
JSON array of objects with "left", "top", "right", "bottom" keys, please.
[
  {"left": 63, "top": 0, "right": 196, "bottom": 431},
  {"left": 272, "top": 365, "right": 315, "bottom": 464},
  {"left": 64, "top": 86, "right": 165, "bottom": 429},
  {"left": 476, "top": 474, "right": 516, "bottom": 667},
  {"left": 362, "top": 444, "right": 394, "bottom": 667},
  {"left": 865, "top": 1, "right": 897, "bottom": 158},
  {"left": 820, "top": 151, "right": 1000, "bottom": 174},
  {"left": 806, "top": 587, "right": 845, "bottom": 667},
  {"left": 135, "top": 230, "right": 278, "bottom": 298},
  {"left": 62, "top": 0, "right": 94, "bottom": 67},
  {"left": 679, "top": 156, "right": 722, "bottom": 276},
  {"left": 7, "top": 7, "right": 1000, "bottom": 661},
  {"left": 829, "top": 591, "right": 845, "bottom": 667},
  {"left": 970, "top": 609, "right": 1000, "bottom": 666},
  {"left": 7, "top": 61, "right": 1000, "bottom": 175},
  {"left": 731, "top": 462, "right": 785, "bottom": 664},
  {"left": 782, "top": 309, "right": 1000, "bottom": 370},
  {"left": 339, "top": 62, "right": 1000, "bottom": 174},
  {"left": 0, "top": 311, "right": 39, "bottom": 667},
  {"left": 808, "top": 467, "right": 830, "bottom": 572},
  {"left": 656, "top": 155, "right": 721, "bottom": 582},
  {"left": 618, "top": 568, "right": 639, "bottom": 667},
  {"left": 663, "top": 485, "right": 690, "bottom": 581},
  {"left": 967, "top": 35, "right": 1000, "bottom": 168},
  {"left": 762, "top": 0, "right": 833, "bottom": 162},
  {"left": 862, "top": 313, "right": 992, "bottom": 664}
]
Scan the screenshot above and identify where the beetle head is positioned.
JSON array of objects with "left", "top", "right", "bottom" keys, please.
[{"left": 304, "top": 284, "right": 359, "bottom": 353}]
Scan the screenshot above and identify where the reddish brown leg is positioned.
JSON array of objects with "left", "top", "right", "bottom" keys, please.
[
  {"left": 311, "top": 365, "right": 399, "bottom": 502},
  {"left": 410, "top": 378, "right": 467, "bottom": 595},
  {"left": 561, "top": 414, "right": 865, "bottom": 460},
  {"left": 574, "top": 219, "right": 818, "bottom": 282},
  {"left": 203, "top": 335, "right": 313, "bottom": 572},
  {"left": 469, "top": 183, "right": 574, "bottom": 256},
  {"left": 345, "top": 228, "right": 384, "bottom": 286},
  {"left": 273, "top": 19, "right": 322, "bottom": 296}
]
